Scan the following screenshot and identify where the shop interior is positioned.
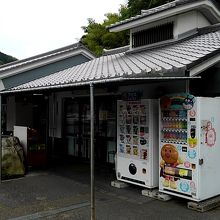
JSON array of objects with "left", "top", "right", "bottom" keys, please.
[{"left": 2, "top": 79, "right": 201, "bottom": 179}]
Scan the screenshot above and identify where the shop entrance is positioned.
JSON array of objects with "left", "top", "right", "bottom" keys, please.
[
  {"left": 64, "top": 96, "right": 117, "bottom": 164},
  {"left": 64, "top": 99, "right": 90, "bottom": 159}
]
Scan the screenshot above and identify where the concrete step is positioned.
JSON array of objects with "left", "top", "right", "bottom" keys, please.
[
  {"left": 111, "top": 180, "right": 129, "bottom": 189},
  {"left": 188, "top": 195, "right": 220, "bottom": 212},
  {"left": 142, "top": 189, "right": 173, "bottom": 201}
]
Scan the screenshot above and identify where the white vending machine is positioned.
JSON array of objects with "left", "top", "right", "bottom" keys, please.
[
  {"left": 116, "top": 99, "right": 159, "bottom": 188},
  {"left": 159, "top": 93, "right": 220, "bottom": 201}
]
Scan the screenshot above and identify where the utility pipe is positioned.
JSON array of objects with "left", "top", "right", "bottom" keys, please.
[{"left": 90, "top": 83, "right": 95, "bottom": 220}]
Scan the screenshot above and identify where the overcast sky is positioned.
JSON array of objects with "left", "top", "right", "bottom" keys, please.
[{"left": 0, "top": 0, "right": 126, "bottom": 60}]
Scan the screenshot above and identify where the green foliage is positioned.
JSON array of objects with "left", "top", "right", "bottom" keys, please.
[
  {"left": 81, "top": 18, "right": 108, "bottom": 56},
  {"left": 127, "top": 0, "right": 172, "bottom": 17},
  {"left": 127, "top": 0, "right": 149, "bottom": 17},
  {"left": 0, "top": 52, "right": 17, "bottom": 66},
  {"left": 118, "top": 4, "right": 130, "bottom": 20},
  {"left": 81, "top": 0, "right": 173, "bottom": 56},
  {"left": 81, "top": 14, "right": 129, "bottom": 56}
]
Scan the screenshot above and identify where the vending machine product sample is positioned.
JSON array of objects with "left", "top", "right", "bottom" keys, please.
[
  {"left": 159, "top": 93, "right": 220, "bottom": 201},
  {"left": 116, "top": 99, "right": 159, "bottom": 188}
]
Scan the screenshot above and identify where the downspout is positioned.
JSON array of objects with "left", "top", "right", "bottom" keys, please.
[
  {"left": 90, "top": 83, "right": 95, "bottom": 220},
  {"left": 51, "top": 93, "right": 55, "bottom": 155}
]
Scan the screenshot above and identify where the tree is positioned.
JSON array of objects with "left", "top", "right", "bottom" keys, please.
[
  {"left": 81, "top": 18, "right": 107, "bottom": 56},
  {"left": 127, "top": 0, "right": 172, "bottom": 17},
  {"left": 81, "top": 13, "right": 128, "bottom": 56},
  {"left": 81, "top": 0, "right": 172, "bottom": 56}
]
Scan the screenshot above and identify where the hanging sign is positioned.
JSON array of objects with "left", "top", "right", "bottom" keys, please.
[{"left": 121, "top": 91, "right": 142, "bottom": 101}]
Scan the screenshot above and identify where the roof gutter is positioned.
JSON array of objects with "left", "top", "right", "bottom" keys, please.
[{"left": 0, "top": 76, "right": 201, "bottom": 95}]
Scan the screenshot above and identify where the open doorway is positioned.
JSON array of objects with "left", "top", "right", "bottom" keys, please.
[{"left": 63, "top": 96, "right": 117, "bottom": 165}]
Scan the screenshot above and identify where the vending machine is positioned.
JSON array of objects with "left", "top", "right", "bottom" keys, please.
[
  {"left": 159, "top": 93, "right": 220, "bottom": 201},
  {"left": 116, "top": 99, "right": 159, "bottom": 188}
]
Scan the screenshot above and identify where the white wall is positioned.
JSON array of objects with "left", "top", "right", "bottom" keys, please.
[{"left": 174, "top": 11, "right": 210, "bottom": 38}]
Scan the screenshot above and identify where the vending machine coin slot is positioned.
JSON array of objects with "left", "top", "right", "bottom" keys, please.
[
  {"left": 199, "top": 159, "right": 204, "bottom": 165},
  {"left": 190, "top": 126, "right": 196, "bottom": 138}
]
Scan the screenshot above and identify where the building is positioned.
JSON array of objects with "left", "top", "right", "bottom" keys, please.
[
  {"left": 0, "top": 42, "right": 95, "bottom": 132},
  {"left": 1, "top": 0, "right": 220, "bottom": 170}
]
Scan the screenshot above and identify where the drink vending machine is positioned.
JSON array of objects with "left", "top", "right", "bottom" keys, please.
[
  {"left": 116, "top": 99, "right": 159, "bottom": 188},
  {"left": 159, "top": 93, "right": 220, "bottom": 201}
]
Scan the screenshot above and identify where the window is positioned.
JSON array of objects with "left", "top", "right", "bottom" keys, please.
[{"left": 132, "top": 22, "right": 174, "bottom": 48}]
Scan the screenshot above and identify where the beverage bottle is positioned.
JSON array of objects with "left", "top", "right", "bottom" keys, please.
[
  {"left": 177, "top": 121, "right": 180, "bottom": 129},
  {"left": 176, "top": 132, "right": 179, "bottom": 141},
  {"left": 168, "top": 121, "right": 171, "bottom": 129},
  {"left": 184, "top": 121, "right": 187, "bottom": 129},
  {"left": 180, "top": 121, "right": 183, "bottom": 129}
]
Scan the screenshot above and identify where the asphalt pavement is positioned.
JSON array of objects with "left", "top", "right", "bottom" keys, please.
[{"left": 0, "top": 161, "right": 219, "bottom": 220}]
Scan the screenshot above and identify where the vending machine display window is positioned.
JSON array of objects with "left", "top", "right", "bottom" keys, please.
[{"left": 116, "top": 99, "right": 159, "bottom": 188}]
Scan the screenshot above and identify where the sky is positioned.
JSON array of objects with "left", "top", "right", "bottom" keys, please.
[{"left": 0, "top": 0, "right": 126, "bottom": 60}]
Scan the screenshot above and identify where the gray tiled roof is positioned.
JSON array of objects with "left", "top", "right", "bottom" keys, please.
[
  {"left": 7, "top": 29, "right": 220, "bottom": 92},
  {"left": 0, "top": 42, "right": 95, "bottom": 73},
  {"left": 108, "top": 0, "right": 220, "bottom": 30},
  {"left": 103, "top": 45, "right": 130, "bottom": 56},
  {"left": 141, "top": 0, "right": 219, "bottom": 15}
]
